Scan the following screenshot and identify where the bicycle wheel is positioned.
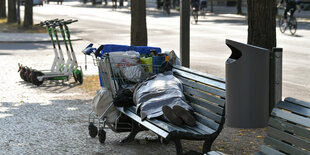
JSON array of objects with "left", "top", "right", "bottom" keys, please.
[
  {"left": 279, "top": 17, "right": 286, "bottom": 33},
  {"left": 201, "top": 7, "right": 207, "bottom": 18},
  {"left": 193, "top": 11, "right": 198, "bottom": 24},
  {"left": 289, "top": 17, "right": 297, "bottom": 35}
]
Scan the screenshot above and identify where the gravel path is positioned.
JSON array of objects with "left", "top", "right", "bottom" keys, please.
[{"left": 0, "top": 41, "right": 265, "bottom": 155}]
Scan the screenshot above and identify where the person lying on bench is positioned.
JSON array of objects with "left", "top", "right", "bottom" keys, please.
[{"left": 133, "top": 61, "right": 196, "bottom": 127}]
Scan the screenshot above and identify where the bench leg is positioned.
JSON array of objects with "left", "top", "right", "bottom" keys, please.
[
  {"left": 173, "top": 139, "right": 183, "bottom": 155},
  {"left": 120, "top": 120, "right": 142, "bottom": 143},
  {"left": 202, "top": 139, "right": 214, "bottom": 153}
]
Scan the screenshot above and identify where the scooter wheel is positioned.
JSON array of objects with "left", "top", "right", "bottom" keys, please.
[
  {"left": 25, "top": 69, "right": 33, "bottom": 82},
  {"left": 31, "top": 71, "right": 44, "bottom": 86},
  {"left": 98, "top": 128, "right": 106, "bottom": 143},
  {"left": 24, "top": 68, "right": 31, "bottom": 82},
  {"left": 20, "top": 67, "right": 26, "bottom": 81},
  {"left": 73, "top": 72, "right": 78, "bottom": 83},
  {"left": 88, "top": 122, "right": 98, "bottom": 138},
  {"left": 76, "top": 72, "right": 83, "bottom": 84}
]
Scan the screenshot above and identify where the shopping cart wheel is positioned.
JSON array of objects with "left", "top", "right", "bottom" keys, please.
[
  {"left": 88, "top": 122, "right": 98, "bottom": 138},
  {"left": 98, "top": 128, "right": 106, "bottom": 143}
]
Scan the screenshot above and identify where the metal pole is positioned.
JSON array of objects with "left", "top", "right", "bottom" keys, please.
[
  {"left": 211, "top": 0, "right": 213, "bottom": 13},
  {"left": 180, "top": 0, "right": 190, "bottom": 68},
  {"left": 17, "top": 0, "right": 20, "bottom": 26},
  {"left": 269, "top": 48, "right": 282, "bottom": 114}
]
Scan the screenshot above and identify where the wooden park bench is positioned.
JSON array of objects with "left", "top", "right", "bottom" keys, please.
[
  {"left": 208, "top": 97, "right": 310, "bottom": 155},
  {"left": 116, "top": 65, "right": 226, "bottom": 155},
  {"left": 255, "top": 97, "right": 310, "bottom": 155}
]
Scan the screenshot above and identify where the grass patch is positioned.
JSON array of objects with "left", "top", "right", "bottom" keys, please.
[
  {"left": 79, "top": 75, "right": 101, "bottom": 96},
  {"left": 0, "top": 18, "right": 46, "bottom": 33}
]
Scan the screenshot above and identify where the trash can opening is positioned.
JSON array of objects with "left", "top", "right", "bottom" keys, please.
[{"left": 226, "top": 44, "right": 242, "bottom": 64}]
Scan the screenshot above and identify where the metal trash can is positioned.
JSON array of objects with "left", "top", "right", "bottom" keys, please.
[{"left": 225, "top": 39, "right": 270, "bottom": 128}]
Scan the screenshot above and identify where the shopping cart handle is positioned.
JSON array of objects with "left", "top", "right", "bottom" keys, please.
[
  {"left": 95, "top": 45, "right": 104, "bottom": 58},
  {"left": 82, "top": 43, "right": 95, "bottom": 55}
]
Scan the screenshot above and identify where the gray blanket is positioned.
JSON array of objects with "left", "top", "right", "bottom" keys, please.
[{"left": 133, "top": 71, "right": 192, "bottom": 120}]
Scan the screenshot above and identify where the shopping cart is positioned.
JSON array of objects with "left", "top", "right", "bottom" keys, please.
[{"left": 83, "top": 44, "right": 164, "bottom": 143}]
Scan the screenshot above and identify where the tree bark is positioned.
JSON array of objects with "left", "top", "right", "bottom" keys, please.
[
  {"left": 0, "top": 0, "right": 6, "bottom": 18},
  {"left": 131, "top": 0, "right": 147, "bottom": 46},
  {"left": 23, "top": 0, "right": 33, "bottom": 27},
  {"left": 247, "top": 0, "right": 276, "bottom": 50},
  {"left": 8, "top": 0, "right": 17, "bottom": 23},
  {"left": 237, "top": 0, "right": 242, "bottom": 14}
]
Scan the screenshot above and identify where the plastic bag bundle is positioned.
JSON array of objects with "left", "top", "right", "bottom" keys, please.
[
  {"left": 92, "top": 88, "right": 120, "bottom": 123},
  {"left": 120, "top": 65, "right": 146, "bottom": 83}
]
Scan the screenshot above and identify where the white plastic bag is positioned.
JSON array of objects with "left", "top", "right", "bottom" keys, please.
[
  {"left": 92, "top": 88, "right": 120, "bottom": 123},
  {"left": 109, "top": 51, "right": 140, "bottom": 74}
]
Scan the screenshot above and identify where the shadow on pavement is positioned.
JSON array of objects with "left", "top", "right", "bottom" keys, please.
[
  {"left": 0, "top": 53, "right": 13, "bottom": 55},
  {"left": 17, "top": 80, "right": 82, "bottom": 94},
  {"left": 0, "top": 43, "right": 51, "bottom": 50}
]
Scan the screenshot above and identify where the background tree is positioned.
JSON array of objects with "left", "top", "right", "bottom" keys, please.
[
  {"left": 237, "top": 0, "right": 242, "bottom": 14},
  {"left": 131, "top": 0, "right": 147, "bottom": 46},
  {"left": 8, "top": 0, "right": 17, "bottom": 23},
  {"left": 247, "top": 0, "right": 276, "bottom": 50},
  {"left": 24, "top": 0, "right": 33, "bottom": 27},
  {"left": 0, "top": 0, "right": 6, "bottom": 18}
]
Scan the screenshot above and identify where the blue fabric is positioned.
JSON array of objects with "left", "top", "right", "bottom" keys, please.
[{"left": 98, "top": 44, "right": 161, "bottom": 59}]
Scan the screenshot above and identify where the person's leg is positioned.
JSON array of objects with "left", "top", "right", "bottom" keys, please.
[{"left": 284, "top": 7, "right": 289, "bottom": 23}]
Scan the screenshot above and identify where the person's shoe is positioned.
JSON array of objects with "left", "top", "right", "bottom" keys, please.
[
  {"left": 172, "top": 105, "right": 196, "bottom": 127},
  {"left": 162, "top": 106, "right": 183, "bottom": 126}
]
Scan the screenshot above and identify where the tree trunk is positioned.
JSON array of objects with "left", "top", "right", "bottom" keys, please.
[
  {"left": 247, "top": 0, "right": 276, "bottom": 50},
  {"left": 0, "top": 0, "right": 6, "bottom": 18},
  {"left": 237, "top": 0, "right": 242, "bottom": 14},
  {"left": 23, "top": 0, "right": 33, "bottom": 27},
  {"left": 131, "top": 0, "right": 147, "bottom": 46},
  {"left": 8, "top": 0, "right": 17, "bottom": 23}
]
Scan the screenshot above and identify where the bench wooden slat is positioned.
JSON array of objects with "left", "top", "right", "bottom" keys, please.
[
  {"left": 277, "top": 101, "right": 310, "bottom": 117},
  {"left": 258, "top": 145, "right": 286, "bottom": 155},
  {"left": 284, "top": 97, "right": 310, "bottom": 108},
  {"left": 268, "top": 117, "right": 310, "bottom": 139},
  {"left": 194, "top": 121, "right": 216, "bottom": 135},
  {"left": 265, "top": 136, "right": 309, "bottom": 155},
  {"left": 176, "top": 75, "right": 225, "bottom": 98},
  {"left": 173, "top": 69, "right": 225, "bottom": 90},
  {"left": 185, "top": 94, "right": 224, "bottom": 115},
  {"left": 194, "top": 112, "right": 220, "bottom": 130},
  {"left": 127, "top": 106, "right": 210, "bottom": 135},
  {"left": 190, "top": 103, "right": 222, "bottom": 123},
  {"left": 184, "top": 85, "right": 225, "bottom": 107},
  {"left": 267, "top": 126, "right": 310, "bottom": 151},
  {"left": 207, "top": 151, "right": 226, "bottom": 155},
  {"left": 173, "top": 65, "right": 225, "bottom": 83},
  {"left": 271, "top": 108, "right": 310, "bottom": 128},
  {"left": 116, "top": 107, "right": 169, "bottom": 138},
  {"left": 148, "top": 119, "right": 205, "bottom": 135}
]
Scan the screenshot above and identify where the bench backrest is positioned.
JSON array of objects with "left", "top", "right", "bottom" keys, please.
[
  {"left": 261, "top": 97, "right": 310, "bottom": 155},
  {"left": 173, "top": 66, "right": 226, "bottom": 133}
]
